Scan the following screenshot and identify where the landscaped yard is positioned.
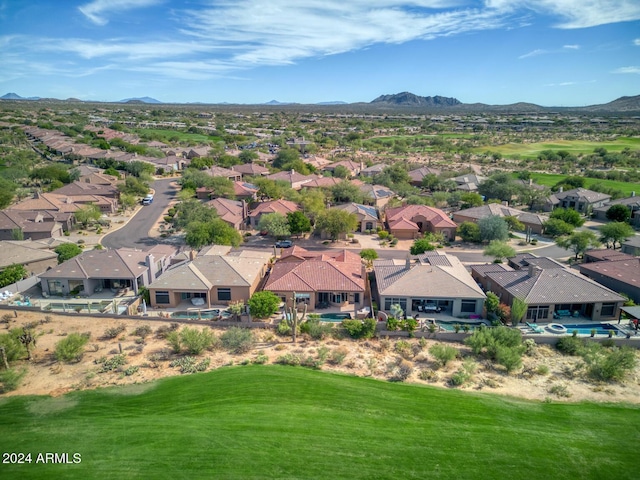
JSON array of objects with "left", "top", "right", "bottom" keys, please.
[
  {"left": 472, "top": 137, "right": 640, "bottom": 159},
  {"left": 1, "top": 366, "right": 639, "bottom": 479},
  {"left": 135, "top": 128, "right": 223, "bottom": 144},
  {"left": 515, "top": 172, "right": 640, "bottom": 196}
]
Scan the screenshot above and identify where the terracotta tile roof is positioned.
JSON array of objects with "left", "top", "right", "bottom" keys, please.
[
  {"left": 301, "top": 177, "right": 343, "bottom": 188},
  {"left": 249, "top": 199, "right": 299, "bottom": 217},
  {"left": 386, "top": 204, "right": 457, "bottom": 229},
  {"left": 454, "top": 204, "right": 548, "bottom": 226},
  {"left": 206, "top": 197, "right": 245, "bottom": 226},
  {"left": 231, "top": 163, "right": 270, "bottom": 175}
]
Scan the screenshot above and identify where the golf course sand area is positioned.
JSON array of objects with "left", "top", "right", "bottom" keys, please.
[{"left": 3, "top": 310, "right": 640, "bottom": 403}]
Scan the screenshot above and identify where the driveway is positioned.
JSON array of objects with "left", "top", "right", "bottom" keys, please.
[{"left": 102, "top": 178, "right": 177, "bottom": 249}]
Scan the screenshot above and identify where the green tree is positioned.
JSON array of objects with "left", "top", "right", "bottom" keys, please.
[
  {"left": 599, "top": 222, "right": 635, "bottom": 249},
  {"left": 248, "top": 291, "right": 281, "bottom": 318},
  {"left": 556, "top": 231, "right": 601, "bottom": 260},
  {"left": 0, "top": 177, "right": 17, "bottom": 208},
  {"left": 478, "top": 215, "right": 509, "bottom": 242},
  {"left": 410, "top": 237, "right": 436, "bottom": 255},
  {"left": 429, "top": 344, "right": 458, "bottom": 367},
  {"left": 543, "top": 218, "right": 574, "bottom": 238},
  {"left": 332, "top": 165, "right": 351, "bottom": 179},
  {"left": 550, "top": 208, "right": 584, "bottom": 227},
  {"left": 238, "top": 150, "right": 258, "bottom": 163},
  {"left": 485, "top": 291, "right": 500, "bottom": 317},
  {"left": 315, "top": 209, "right": 358, "bottom": 241},
  {"left": 118, "top": 176, "right": 149, "bottom": 196},
  {"left": 179, "top": 327, "right": 215, "bottom": 355},
  {"left": 606, "top": 204, "right": 632, "bottom": 223},
  {"left": 0, "top": 264, "right": 27, "bottom": 288},
  {"left": 458, "top": 221, "right": 481, "bottom": 243},
  {"left": 460, "top": 192, "right": 484, "bottom": 209},
  {"left": 299, "top": 189, "right": 327, "bottom": 223},
  {"left": 331, "top": 182, "right": 364, "bottom": 204},
  {"left": 55, "top": 333, "right": 89, "bottom": 362},
  {"left": 359, "top": 248, "right": 378, "bottom": 268},
  {"left": 503, "top": 216, "right": 524, "bottom": 232},
  {"left": 184, "top": 219, "right": 242, "bottom": 248},
  {"left": 120, "top": 193, "right": 137, "bottom": 212},
  {"left": 483, "top": 240, "right": 515, "bottom": 263},
  {"left": 272, "top": 148, "right": 300, "bottom": 169},
  {"left": 54, "top": 243, "right": 83, "bottom": 264},
  {"left": 74, "top": 203, "right": 101, "bottom": 228},
  {"left": 0, "top": 329, "right": 28, "bottom": 363},
  {"left": 258, "top": 213, "right": 291, "bottom": 238},
  {"left": 510, "top": 298, "right": 528, "bottom": 327},
  {"left": 287, "top": 211, "right": 311, "bottom": 237}
]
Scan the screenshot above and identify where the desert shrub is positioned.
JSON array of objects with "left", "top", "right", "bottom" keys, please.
[
  {"left": 220, "top": 327, "right": 255, "bottom": 354},
  {"left": 179, "top": 327, "right": 215, "bottom": 355},
  {"left": 386, "top": 317, "right": 401, "bottom": 331},
  {"left": 0, "top": 368, "right": 27, "bottom": 392},
  {"left": 276, "top": 353, "right": 302, "bottom": 366},
  {"left": 495, "top": 345, "right": 523, "bottom": 373},
  {"left": 103, "top": 324, "right": 126, "bottom": 339},
  {"left": 132, "top": 325, "right": 152, "bottom": 338},
  {"left": 155, "top": 323, "right": 180, "bottom": 339},
  {"left": 166, "top": 331, "right": 182, "bottom": 354},
  {"left": 585, "top": 346, "right": 637, "bottom": 382},
  {"left": 252, "top": 352, "right": 269, "bottom": 364},
  {"left": 465, "top": 326, "right": 522, "bottom": 358},
  {"left": 523, "top": 338, "right": 537, "bottom": 356},
  {"left": 549, "top": 384, "right": 571, "bottom": 398},
  {"left": 276, "top": 319, "right": 291, "bottom": 336},
  {"left": 429, "top": 343, "right": 458, "bottom": 367},
  {"left": 419, "top": 368, "right": 438, "bottom": 382},
  {"left": 316, "top": 346, "right": 330, "bottom": 364},
  {"left": 556, "top": 336, "right": 585, "bottom": 356},
  {"left": 96, "top": 354, "right": 127, "bottom": 373},
  {"left": 394, "top": 340, "right": 413, "bottom": 359},
  {"left": 300, "top": 318, "right": 333, "bottom": 340},
  {"left": 392, "top": 360, "right": 414, "bottom": 382},
  {"left": 329, "top": 347, "right": 348, "bottom": 365},
  {"left": 401, "top": 318, "right": 418, "bottom": 335},
  {"left": 0, "top": 329, "right": 27, "bottom": 362},
  {"left": 450, "top": 359, "right": 477, "bottom": 386},
  {"left": 536, "top": 365, "right": 550, "bottom": 375},
  {"left": 170, "top": 356, "right": 210, "bottom": 374},
  {"left": 342, "top": 318, "right": 377, "bottom": 339},
  {"left": 55, "top": 333, "right": 89, "bottom": 362},
  {"left": 124, "top": 366, "right": 139, "bottom": 376}
]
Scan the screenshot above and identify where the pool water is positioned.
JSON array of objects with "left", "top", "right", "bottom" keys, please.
[
  {"left": 435, "top": 320, "right": 490, "bottom": 332},
  {"left": 560, "top": 323, "right": 620, "bottom": 336},
  {"left": 318, "top": 312, "right": 353, "bottom": 322},
  {"left": 171, "top": 309, "right": 231, "bottom": 320}
]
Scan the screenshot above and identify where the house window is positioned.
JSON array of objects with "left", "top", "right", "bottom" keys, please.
[
  {"left": 155, "top": 291, "right": 170, "bottom": 304},
  {"left": 365, "top": 222, "right": 373, "bottom": 231},
  {"left": 601, "top": 303, "right": 616, "bottom": 317},
  {"left": 384, "top": 298, "right": 407, "bottom": 312},
  {"left": 48, "top": 280, "right": 63, "bottom": 295},
  {"left": 218, "top": 288, "right": 231, "bottom": 301},
  {"left": 526, "top": 306, "right": 549, "bottom": 320},
  {"left": 460, "top": 300, "right": 477, "bottom": 313}
]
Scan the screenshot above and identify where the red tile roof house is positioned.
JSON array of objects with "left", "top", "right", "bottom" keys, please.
[
  {"left": 204, "top": 165, "right": 242, "bottom": 182},
  {"left": 38, "top": 247, "right": 173, "bottom": 297},
  {"left": 471, "top": 257, "right": 626, "bottom": 322},
  {"left": 322, "top": 160, "right": 363, "bottom": 178},
  {"left": 579, "top": 251, "right": 640, "bottom": 304},
  {"left": 333, "top": 203, "right": 380, "bottom": 232},
  {"left": 248, "top": 199, "right": 300, "bottom": 229},
  {"left": 231, "top": 163, "right": 270, "bottom": 177},
  {"left": 385, "top": 205, "right": 457, "bottom": 241},
  {"left": 0, "top": 210, "right": 63, "bottom": 241},
  {"left": 263, "top": 246, "right": 366, "bottom": 313},
  {"left": 206, "top": 197, "right": 247, "bottom": 230},
  {"left": 452, "top": 203, "right": 549, "bottom": 235}
]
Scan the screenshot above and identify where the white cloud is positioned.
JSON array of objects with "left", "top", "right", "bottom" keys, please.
[
  {"left": 634, "top": 38, "right": 640, "bottom": 46},
  {"left": 486, "top": 0, "right": 640, "bottom": 29},
  {"left": 611, "top": 66, "right": 640, "bottom": 74},
  {"left": 563, "top": 44, "right": 580, "bottom": 49},
  {"left": 519, "top": 49, "right": 547, "bottom": 59},
  {"left": 79, "top": 0, "right": 163, "bottom": 26}
]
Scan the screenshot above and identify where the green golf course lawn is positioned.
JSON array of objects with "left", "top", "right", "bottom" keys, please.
[{"left": 1, "top": 366, "right": 638, "bottom": 479}]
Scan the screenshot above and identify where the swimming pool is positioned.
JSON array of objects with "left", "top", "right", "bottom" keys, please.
[
  {"left": 171, "top": 309, "right": 231, "bottom": 320},
  {"left": 560, "top": 323, "right": 621, "bottom": 336},
  {"left": 317, "top": 312, "right": 353, "bottom": 322}
]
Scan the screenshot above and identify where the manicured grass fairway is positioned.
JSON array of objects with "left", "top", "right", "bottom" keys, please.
[
  {"left": 472, "top": 137, "right": 640, "bottom": 159},
  {"left": 1, "top": 366, "right": 639, "bottom": 479},
  {"left": 518, "top": 172, "right": 640, "bottom": 196},
  {"left": 135, "top": 128, "right": 223, "bottom": 144}
]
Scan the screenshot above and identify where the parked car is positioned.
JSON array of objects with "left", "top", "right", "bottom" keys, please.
[{"left": 275, "top": 240, "right": 293, "bottom": 248}]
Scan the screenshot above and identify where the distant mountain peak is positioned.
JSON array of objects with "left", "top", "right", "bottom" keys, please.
[
  {"left": 118, "top": 96, "right": 162, "bottom": 104},
  {"left": 371, "top": 92, "right": 461, "bottom": 107},
  {"left": 1, "top": 92, "right": 40, "bottom": 100}
]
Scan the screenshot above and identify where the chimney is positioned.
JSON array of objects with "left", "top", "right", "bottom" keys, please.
[
  {"left": 290, "top": 169, "right": 295, "bottom": 175},
  {"left": 528, "top": 264, "right": 543, "bottom": 277},
  {"left": 406, "top": 254, "right": 411, "bottom": 269},
  {"left": 559, "top": 186, "right": 563, "bottom": 193},
  {"left": 145, "top": 254, "right": 156, "bottom": 283}
]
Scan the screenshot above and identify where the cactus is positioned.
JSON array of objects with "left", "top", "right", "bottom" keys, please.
[{"left": 286, "top": 291, "right": 307, "bottom": 343}]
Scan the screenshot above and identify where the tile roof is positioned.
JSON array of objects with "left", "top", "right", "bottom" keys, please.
[
  {"left": 408, "top": 166, "right": 441, "bottom": 182},
  {"left": 386, "top": 204, "right": 457, "bottom": 229},
  {"left": 484, "top": 267, "right": 625, "bottom": 304},
  {"left": 0, "top": 241, "right": 58, "bottom": 269},
  {"left": 453, "top": 204, "right": 548, "bottom": 226},
  {"left": 206, "top": 197, "right": 245, "bottom": 225},
  {"left": 334, "top": 203, "right": 378, "bottom": 220},
  {"left": 249, "top": 199, "right": 299, "bottom": 217},
  {"left": 579, "top": 258, "right": 640, "bottom": 287},
  {"left": 553, "top": 188, "right": 611, "bottom": 203},
  {"left": 231, "top": 163, "right": 270, "bottom": 175},
  {"left": 374, "top": 252, "right": 485, "bottom": 298},
  {"left": 585, "top": 249, "right": 636, "bottom": 262},
  {"left": 39, "top": 248, "right": 150, "bottom": 280}
]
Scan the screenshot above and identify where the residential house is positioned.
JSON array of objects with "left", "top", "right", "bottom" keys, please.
[
  {"left": 0, "top": 210, "right": 63, "bottom": 240},
  {"left": 373, "top": 252, "right": 486, "bottom": 317},
  {"left": 10, "top": 191, "right": 118, "bottom": 216},
  {"left": 233, "top": 181, "right": 259, "bottom": 202},
  {"left": 544, "top": 188, "right": 611, "bottom": 214},
  {"left": 303, "top": 155, "right": 333, "bottom": 170},
  {"left": 300, "top": 177, "right": 343, "bottom": 189},
  {"left": 204, "top": 165, "right": 242, "bottom": 182},
  {"left": 358, "top": 183, "right": 395, "bottom": 208},
  {"left": 53, "top": 181, "right": 120, "bottom": 200},
  {"left": 579, "top": 251, "right": 640, "bottom": 304},
  {"left": 592, "top": 195, "right": 640, "bottom": 227},
  {"left": 263, "top": 246, "right": 366, "bottom": 312},
  {"left": 453, "top": 203, "right": 549, "bottom": 235},
  {"left": 322, "top": 160, "right": 362, "bottom": 178},
  {"left": 385, "top": 204, "right": 457, "bottom": 241},
  {"left": 621, "top": 236, "right": 640, "bottom": 256},
  {"left": 206, "top": 197, "right": 247, "bottom": 230},
  {"left": 452, "top": 173, "right": 486, "bottom": 192},
  {"left": 266, "top": 169, "right": 316, "bottom": 190},
  {"left": 471, "top": 255, "right": 625, "bottom": 321},
  {"left": 148, "top": 249, "right": 272, "bottom": 308},
  {"left": 408, "top": 166, "right": 442, "bottom": 186},
  {"left": 231, "top": 163, "right": 270, "bottom": 177},
  {"left": 0, "top": 241, "right": 58, "bottom": 275},
  {"left": 360, "top": 163, "right": 387, "bottom": 178},
  {"left": 248, "top": 199, "right": 300, "bottom": 229},
  {"left": 39, "top": 247, "right": 173, "bottom": 296},
  {"left": 333, "top": 203, "right": 379, "bottom": 232}
]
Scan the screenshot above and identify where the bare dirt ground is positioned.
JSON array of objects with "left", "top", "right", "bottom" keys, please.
[{"left": 3, "top": 311, "right": 640, "bottom": 403}]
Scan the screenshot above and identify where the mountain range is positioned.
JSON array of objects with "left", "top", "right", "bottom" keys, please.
[{"left": 1, "top": 91, "right": 639, "bottom": 112}]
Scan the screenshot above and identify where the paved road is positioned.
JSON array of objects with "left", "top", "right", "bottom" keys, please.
[{"left": 102, "top": 178, "right": 177, "bottom": 249}]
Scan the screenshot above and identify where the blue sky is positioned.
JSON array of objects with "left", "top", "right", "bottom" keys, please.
[{"left": 1, "top": 0, "right": 639, "bottom": 106}]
